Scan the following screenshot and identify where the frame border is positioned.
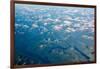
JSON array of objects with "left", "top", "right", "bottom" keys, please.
[{"left": 10, "top": 0, "right": 97, "bottom": 68}]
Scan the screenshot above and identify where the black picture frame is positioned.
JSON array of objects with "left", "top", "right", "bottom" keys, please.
[{"left": 11, "top": 0, "right": 96, "bottom": 68}]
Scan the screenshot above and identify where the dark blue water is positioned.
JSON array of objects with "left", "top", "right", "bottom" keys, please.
[{"left": 14, "top": 4, "right": 95, "bottom": 65}]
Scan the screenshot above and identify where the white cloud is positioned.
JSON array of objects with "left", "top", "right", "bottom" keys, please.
[
  {"left": 65, "top": 27, "right": 76, "bottom": 33},
  {"left": 39, "top": 45, "right": 45, "bottom": 48},
  {"left": 15, "top": 24, "right": 30, "bottom": 29},
  {"left": 73, "top": 17, "right": 81, "bottom": 21},
  {"left": 53, "top": 25, "right": 63, "bottom": 31},
  {"left": 55, "top": 19, "right": 61, "bottom": 22},
  {"left": 32, "top": 23, "right": 38, "bottom": 28},
  {"left": 47, "top": 14, "right": 51, "bottom": 17},
  {"left": 45, "top": 18, "right": 54, "bottom": 22},
  {"left": 73, "top": 23, "right": 80, "bottom": 27},
  {"left": 64, "top": 21, "right": 72, "bottom": 26},
  {"left": 73, "top": 9, "right": 79, "bottom": 13},
  {"left": 65, "top": 29, "right": 71, "bottom": 33},
  {"left": 82, "top": 35, "right": 94, "bottom": 40},
  {"left": 69, "top": 27, "right": 76, "bottom": 31},
  {"left": 64, "top": 16, "right": 73, "bottom": 20},
  {"left": 15, "top": 23, "right": 21, "bottom": 27},
  {"left": 44, "top": 23, "right": 48, "bottom": 26},
  {"left": 23, "top": 25, "right": 29, "bottom": 28}
]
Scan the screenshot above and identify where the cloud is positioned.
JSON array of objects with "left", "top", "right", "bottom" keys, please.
[
  {"left": 44, "top": 18, "right": 54, "bottom": 22},
  {"left": 64, "top": 16, "right": 73, "bottom": 20},
  {"left": 53, "top": 25, "right": 63, "bottom": 31},
  {"left": 82, "top": 35, "right": 94, "bottom": 40},
  {"left": 63, "top": 21, "right": 72, "bottom": 26},
  {"left": 55, "top": 19, "right": 61, "bottom": 22},
  {"left": 23, "top": 25, "right": 29, "bottom": 28},
  {"left": 65, "top": 27, "right": 76, "bottom": 33},
  {"left": 44, "top": 23, "right": 48, "bottom": 26},
  {"left": 73, "top": 23, "right": 80, "bottom": 28},
  {"left": 15, "top": 23, "right": 30, "bottom": 30},
  {"left": 39, "top": 44, "right": 46, "bottom": 49},
  {"left": 32, "top": 23, "right": 39, "bottom": 29},
  {"left": 15, "top": 24, "right": 21, "bottom": 27}
]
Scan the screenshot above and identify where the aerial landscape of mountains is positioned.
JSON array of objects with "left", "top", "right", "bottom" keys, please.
[{"left": 14, "top": 3, "right": 95, "bottom": 65}]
